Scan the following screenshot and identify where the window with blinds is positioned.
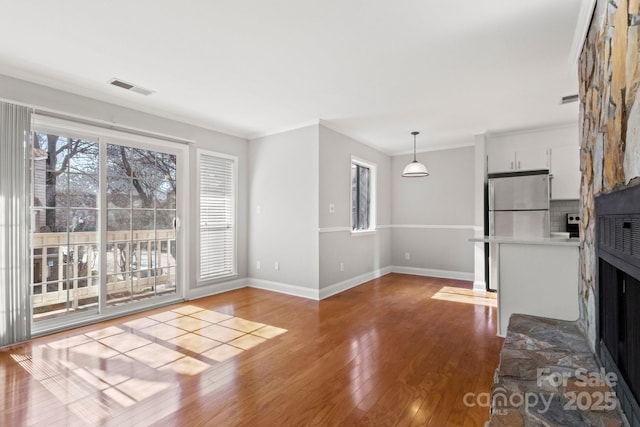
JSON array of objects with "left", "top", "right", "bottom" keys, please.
[
  {"left": 350, "top": 156, "right": 376, "bottom": 233},
  {"left": 198, "top": 150, "right": 236, "bottom": 281}
]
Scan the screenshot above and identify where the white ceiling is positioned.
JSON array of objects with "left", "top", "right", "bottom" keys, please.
[{"left": 0, "top": 0, "right": 581, "bottom": 154}]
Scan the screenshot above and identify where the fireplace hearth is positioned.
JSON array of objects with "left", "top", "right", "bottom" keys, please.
[{"left": 596, "top": 184, "right": 640, "bottom": 423}]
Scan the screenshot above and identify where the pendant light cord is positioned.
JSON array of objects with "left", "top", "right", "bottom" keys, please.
[{"left": 411, "top": 131, "right": 419, "bottom": 162}]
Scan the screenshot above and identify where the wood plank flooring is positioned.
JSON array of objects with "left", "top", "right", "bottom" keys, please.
[{"left": 0, "top": 273, "right": 502, "bottom": 426}]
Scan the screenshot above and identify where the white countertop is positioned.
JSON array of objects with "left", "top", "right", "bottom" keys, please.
[{"left": 469, "top": 236, "right": 580, "bottom": 247}]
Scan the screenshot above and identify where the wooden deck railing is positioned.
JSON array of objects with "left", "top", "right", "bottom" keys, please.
[{"left": 31, "top": 230, "right": 176, "bottom": 318}]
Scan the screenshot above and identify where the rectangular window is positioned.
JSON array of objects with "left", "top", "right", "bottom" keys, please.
[
  {"left": 198, "top": 150, "right": 236, "bottom": 281},
  {"left": 351, "top": 157, "right": 376, "bottom": 232}
]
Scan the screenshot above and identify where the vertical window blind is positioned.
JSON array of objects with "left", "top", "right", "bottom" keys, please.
[
  {"left": 198, "top": 151, "right": 236, "bottom": 281},
  {"left": 0, "top": 102, "right": 32, "bottom": 346}
]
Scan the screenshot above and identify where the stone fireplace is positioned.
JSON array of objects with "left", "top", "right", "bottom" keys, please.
[
  {"left": 578, "top": 0, "right": 640, "bottom": 350},
  {"left": 579, "top": 1, "right": 640, "bottom": 423},
  {"left": 596, "top": 185, "right": 640, "bottom": 421}
]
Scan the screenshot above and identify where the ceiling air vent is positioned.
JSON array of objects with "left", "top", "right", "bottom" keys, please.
[
  {"left": 108, "top": 78, "right": 154, "bottom": 96},
  {"left": 561, "top": 94, "right": 579, "bottom": 104}
]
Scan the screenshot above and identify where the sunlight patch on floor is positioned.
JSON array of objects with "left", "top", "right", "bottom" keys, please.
[
  {"left": 431, "top": 286, "right": 497, "bottom": 307},
  {"left": 12, "top": 305, "right": 287, "bottom": 425}
]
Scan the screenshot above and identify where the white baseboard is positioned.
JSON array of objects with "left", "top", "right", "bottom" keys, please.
[
  {"left": 390, "top": 266, "right": 474, "bottom": 282},
  {"left": 247, "top": 278, "right": 320, "bottom": 300},
  {"left": 185, "top": 268, "right": 474, "bottom": 303},
  {"left": 319, "top": 266, "right": 393, "bottom": 300},
  {"left": 473, "top": 280, "right": 487, "bottom": 292},
  {"left": 186, "top": 277, "right": 247, "bottom": 300}
]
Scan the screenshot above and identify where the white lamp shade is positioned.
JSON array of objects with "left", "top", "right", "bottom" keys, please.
[{"left": 402, "top": 160, "right": 429, "bottom": 177}]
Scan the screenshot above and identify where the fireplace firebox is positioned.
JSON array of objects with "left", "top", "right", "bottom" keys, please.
[{"left": 596, "top": 184, "right": 640, "bottom": 423}]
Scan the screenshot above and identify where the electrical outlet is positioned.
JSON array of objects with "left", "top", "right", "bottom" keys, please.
[
  {"left": 329, "top": 203, "right": 335, "bottom": 213},
  {"left": 339, "top": 262, "right": 344, "bottom": 272},
  {"left": 257, "top": 205, "right": 261, "bottom": 214},
  {"left": 274, "top": 261, "right": 279, "bottom": 271},
  {"left": 256, "top": 260, "right": 261, "bottom": 270},
  {"left": 405, "top": 252, "right": 411, "bottom": 260}
]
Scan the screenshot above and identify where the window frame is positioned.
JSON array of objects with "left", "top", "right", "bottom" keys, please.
[
  {"left": 350, "top": 156, "right": 377, "bottom": 236},
  {"left": 196, "top": 149, "right": 238, "bottom": 283}
]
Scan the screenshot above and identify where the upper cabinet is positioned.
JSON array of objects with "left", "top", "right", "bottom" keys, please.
[
  {"left": 550, "top": 145, "right": 580, "bottom": 200},
  {"left": 486, "top": 125, "right": 580, "bottom": 200},
  {"left": 487, "top": 147, "right": 549, "bottom": 173}
]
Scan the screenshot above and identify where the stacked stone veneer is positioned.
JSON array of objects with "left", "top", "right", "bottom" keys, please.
[{"left": 578, "top": 0, "right": 640, "bottom": 350}]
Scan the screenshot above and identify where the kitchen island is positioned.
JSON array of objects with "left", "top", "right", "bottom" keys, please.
[{"left": 469, "top": 236, "right": 580, "bottom": 337}]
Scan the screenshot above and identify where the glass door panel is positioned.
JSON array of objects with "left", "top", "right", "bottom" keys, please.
[
  {"left": 105, "top": 144, "right": 177, "bottom": 308},
  {"left": 31, "top": 132, "right": 100, "bottom": 323}
]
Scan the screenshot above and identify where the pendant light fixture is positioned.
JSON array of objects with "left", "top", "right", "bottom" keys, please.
[{"left": 402, "top": 131, "right": 429, "bottom": 177}]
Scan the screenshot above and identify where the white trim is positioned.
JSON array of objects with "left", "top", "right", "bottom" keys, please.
[
  {"left": 30, "top": 111, "right": 194, "bottom": 145},
  {"left": 391, "top": 224, "right": 478, "bottom": 230},
  {"left": 319, "top": 225, "right": 393, "bottom": 233},
  {"left": 319, "top": 226, "right": 352, "bottom": 233},
  {"left": 350, "top": 229, "right": 376, "bottom": 237},
  {"left": 473, "top": 281, "right": 487, "bottom": 292},
  {"left": 319, "top": 266, "right": 393, "bottom": 300},
  {"left": 247, "top": 278, "right": 320, "bottom": 300},
  {"left": 319, "top": 224, "right": 478, "bottom": 232},
  {"left": 390, "top": 266, "right": 474, "bottom": 281},
  {"left": 186, "top": 278, "right": 247, "bottom": 300},
  {"left": 569, "top": 0, "right": 597, "bottom": 65}
]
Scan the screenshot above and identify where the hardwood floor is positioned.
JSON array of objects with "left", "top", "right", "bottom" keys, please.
[{"left": 0, "top": 274, "right": 502, "bottom": 426}]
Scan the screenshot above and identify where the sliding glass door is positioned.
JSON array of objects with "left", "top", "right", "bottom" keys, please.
[
  {"left": 30, "top": 118, "right": 184, "bottom": 333},
  {"left": 105, "top": 144, "right": 177, "bottom": 308}
]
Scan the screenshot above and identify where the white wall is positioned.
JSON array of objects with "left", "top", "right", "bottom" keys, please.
[
  {"left": 318, "top": 125, "right": 391, "bottom": 292},
  {"left": 248, "top": 125, "right": 319, "bottom": 292},
  {"left": 0, "top": 74, "right": 250, "bottom": 298},
  {"left": 390, "top": 146, "right": 476, "bottom": 278}
]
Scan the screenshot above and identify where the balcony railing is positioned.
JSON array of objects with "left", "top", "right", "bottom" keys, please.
[{"left": 32, "top": 230, "right": 176, "bottom": 320}]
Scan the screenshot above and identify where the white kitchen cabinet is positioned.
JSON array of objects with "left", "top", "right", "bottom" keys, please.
[
  {"left": 487, "top": 147, "right": 549, "bottom": 173},
  {"left": 496, "top": 242, "right": 579, "bottom": 337},
  {"left": 488, "top": 150, "right": 518, "bottom": 173},
  {"left": 550, "top": 145, "right": 580, "bottom": 199}
]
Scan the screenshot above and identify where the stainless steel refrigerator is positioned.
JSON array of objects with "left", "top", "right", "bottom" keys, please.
[{"left": 487, "top": 170, "right": 550, "bottom": 290}]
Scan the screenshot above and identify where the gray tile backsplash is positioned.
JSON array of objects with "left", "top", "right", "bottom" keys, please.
[{"left": 550, "top": 199, "right": 580, "bottom": 232}]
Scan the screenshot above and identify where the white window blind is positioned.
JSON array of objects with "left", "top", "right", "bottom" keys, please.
[{"left": 198, "top": 151, "right": 236, "bottom": 281}]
